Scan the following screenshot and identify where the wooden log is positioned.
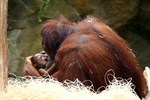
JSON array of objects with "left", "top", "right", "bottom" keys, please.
[{"left": 0, "top": 0, "right": 8, "bottom": 91}]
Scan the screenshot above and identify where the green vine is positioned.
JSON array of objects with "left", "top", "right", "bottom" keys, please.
[{"left": 38, "top": 0, "right": 50, "bottom": 22}]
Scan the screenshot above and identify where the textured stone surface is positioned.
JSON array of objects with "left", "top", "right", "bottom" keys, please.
[
  {"left": 135, "top": 0, "right": 150, "bottom": 40},
  {"left": 66, "top": 0, "right": 140, "bottom": 28}
]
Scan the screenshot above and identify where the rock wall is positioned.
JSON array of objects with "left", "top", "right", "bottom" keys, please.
[{"left": 8, "top": 0, "right": 150, "bottom": 75}]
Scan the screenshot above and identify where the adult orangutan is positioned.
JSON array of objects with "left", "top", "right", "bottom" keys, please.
[{"left": 23, "top": 16, "right": 148, "bottom": 98}]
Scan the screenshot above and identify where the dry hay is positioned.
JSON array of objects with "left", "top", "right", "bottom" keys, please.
[{"left": 0, "top": 75, "right": 140, "bottom": 100}]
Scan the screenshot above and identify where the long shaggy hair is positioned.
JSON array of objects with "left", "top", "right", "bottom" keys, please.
[
  {"left": 40, "top": 16, "right": 147, "bottom": 98},
  {"left": 41, "top": 18, "right": 78, "bottom": 59}
]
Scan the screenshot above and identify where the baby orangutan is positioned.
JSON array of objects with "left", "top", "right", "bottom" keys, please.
[
  {"left": 23, "top": 51, "right": 53, "bottom": 76},
  {"left": 31, "top": 51, "right": 49, "bottom": 70}
]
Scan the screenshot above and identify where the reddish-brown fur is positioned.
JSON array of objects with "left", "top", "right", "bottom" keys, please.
[
  {"left": 41, "top": 18, "right": 78, "bottom": 59},
  {"left": 40, "top": 17, "right": 147, "bottom": 98}
]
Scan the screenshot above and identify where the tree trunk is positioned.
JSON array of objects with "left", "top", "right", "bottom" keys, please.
[{"left": 0, "top": 0, "right": 8, "bottom": 91}]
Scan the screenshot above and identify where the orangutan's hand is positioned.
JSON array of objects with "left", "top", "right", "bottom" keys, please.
[{"left": 23, "top": 56, "right": 41, "bottom": 77}]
